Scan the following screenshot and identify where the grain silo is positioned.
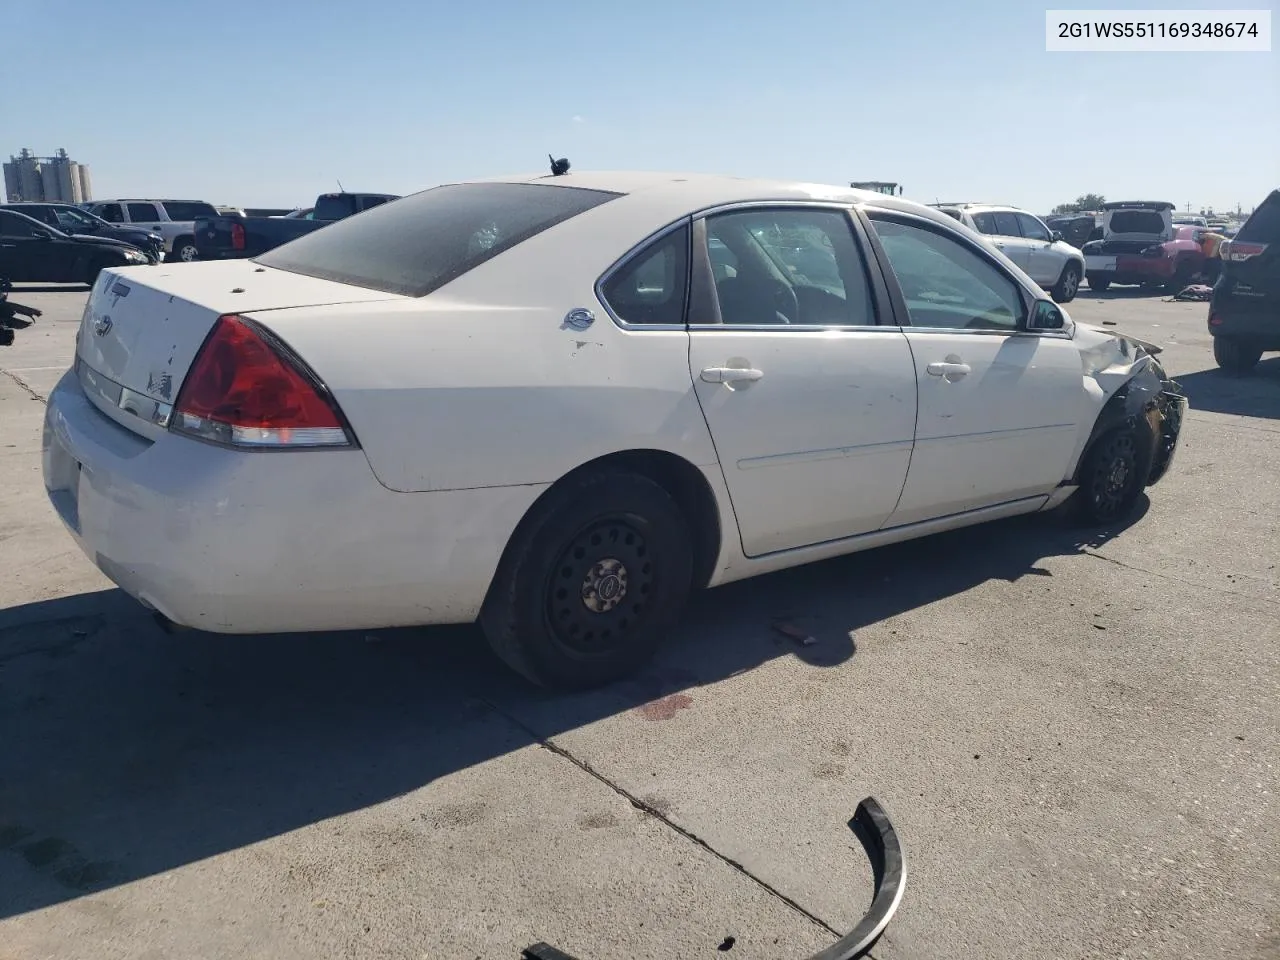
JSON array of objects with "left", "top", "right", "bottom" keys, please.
[
  {"left": 56, "top": 160, "right": 83, "bottom": 204},
  {"left": 40, "top": 164, "right": 60, "bottom": 202},
  {"left": 77, "top": 164, "right": 92, "bottom": 202}
]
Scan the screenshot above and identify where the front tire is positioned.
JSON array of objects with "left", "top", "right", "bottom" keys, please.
[
  {"left": 1051, "top": 262, "right": 1081, "bottom": 303},
  {"left": 479, "top": 470, "right": 694, "bottom": 690},
  {"left": 1073, "top": 428, "right": 1146, "bottom": 525},
  {"left": 172, "top": 237, "right": 199, "bottom": 262},
  {"left": 1213, "top": 336, "right": 1262, "bottom": 376},
  {"left": 1088, "top": 275, "right": 1111, "bottom": 292}
]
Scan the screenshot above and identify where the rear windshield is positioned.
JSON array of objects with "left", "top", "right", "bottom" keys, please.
[
  {"left": 257, "top": 182, "right": 621, "bottom": 297},
  {"left": 1236, "top": 191, "right": 1280, "bottom": 243},
  {"left": 1109, "top": 210, "right": 1167, "bottom": 234}
]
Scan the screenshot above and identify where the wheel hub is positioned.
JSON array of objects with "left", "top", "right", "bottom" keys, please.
[
  {"left": 1105, "top": 457, "right": 1130, "bottom": 495},
  {"left": 581, "top": 557, "right": 628, "bottom": 613}
]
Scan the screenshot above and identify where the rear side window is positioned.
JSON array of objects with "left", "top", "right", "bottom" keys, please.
[
  {"left": 992, "top": 212, "right": 1022, "bottom": 237},
  {"left": 0, "top": 211, "right": 39, "bottom": 237},
  {"left": 161, "top": 201, "right": 219, "bottom": 221},
  {"left": 127, "top": 202, "right": 159, "bottom": 221},
  {"left": 600, "top": 224, "right": 690, "bottom": 325},
  {"left": 97, "top": 203, "right": 123, "bottom": 223},
  {"left": 1236, "top": 191, "right": 1280, "bottom": 243},
  {"left": 313, "top": 194, "right": 354, "bottom": 220},
  {"left": 258, "top": 182, "right": 621, "bottom": 297},
  {"left": 970, "top": 212, "right": 998, "bottom": 234}
]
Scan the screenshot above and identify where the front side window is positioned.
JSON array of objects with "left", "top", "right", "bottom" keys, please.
[
  {"left": 0, "top": 212, "right": 40, "bottom": 238},
  {"left": 258, "top": 182, "right": 620, "bottom": 297},
  {"left": 701, "top": 208, "right": 875, "bottom": 327},
  {"left": 97, "top": 203, "right": 123, "bottom": 223},
  {"left": 869, "top": 217, "right": 1025, "bottom": 332},
  {"left": 599, "top": 224, "right": 689, "bottom": 326},
  {"left": 1017, "top": 213, "right": 1051, "bottom": 242}
]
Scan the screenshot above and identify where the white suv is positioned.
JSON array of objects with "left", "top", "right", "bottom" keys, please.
[
  {"left": 932, "top": 203, "right": 1086, "bottom": 303},
  {"left": 83, "top": 199, "right": 221, "bottom": 263}
]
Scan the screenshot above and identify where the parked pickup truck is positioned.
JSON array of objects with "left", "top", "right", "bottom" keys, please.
[{"left": 192, "top": 192, "right": 399, "bottom": 260}]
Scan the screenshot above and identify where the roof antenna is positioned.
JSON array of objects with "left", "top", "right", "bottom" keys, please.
[
  {"left": 548, "top": 154, "right": 570, "bottom": 177},
  {"left": 337, "top": 178, "right": 345, "bottom": 192}
]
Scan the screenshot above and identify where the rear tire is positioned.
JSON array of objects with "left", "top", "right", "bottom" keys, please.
[
  {"left": 1088, "top": 275, "right": 1111, "bottom": 292},
  {"left": 172, "top": 238, "right": 199, "bottom": 262},
  {"left": 1071, "top": 427, "right": 1147, "bottom": 526},
  {"left": 1213, "top": 336, "right": 1262, "bottom": 376},
  {"left": 1164, "top": 261, "right": 1193, "bottom": 294},
  {"left": 479, "top": 470, "right": 694, "bottom": 691},
  {"left": 1051, "top": 262, "right": 1081, "bottom": 303}
]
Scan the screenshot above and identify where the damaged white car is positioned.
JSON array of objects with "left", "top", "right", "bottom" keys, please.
[{"left": 42, "top": 169, "right": 1187, "bottom": 689}]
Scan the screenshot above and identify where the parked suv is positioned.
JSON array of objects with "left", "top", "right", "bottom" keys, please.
[
  {"left": 0, "top": 202, "right": 164, "bottom": 263},
  {"left": 1208, "top": 189, "right": 1280, "bottom": 374},
  {"left": 931, "top": 203, "right": 1085, "bottom": 302},
  {"left": 82, "top": 199, "right": 221, "bottom": 263}
]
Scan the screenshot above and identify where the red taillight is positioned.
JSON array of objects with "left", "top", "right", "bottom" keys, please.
[
  {"left": 171, "top": 314, "right": 352, "bottom": 449},
  {"left": 1209, "top": 313, "right": 1223, "bottom": 326},
  {"left": 230, "top": 222, "right": 246, "bottom": 251}
]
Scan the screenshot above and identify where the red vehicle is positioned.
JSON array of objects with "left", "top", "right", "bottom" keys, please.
[{"left": 1082, "top": 201, "right": 1205, "bottom": 292}]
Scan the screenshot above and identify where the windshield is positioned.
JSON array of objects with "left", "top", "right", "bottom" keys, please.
[
  {"left": 256, "top": 182, "right": 621, "bottom": 297},
  {"left": 52, "top": 207, "right": 103, "bottom": 231}
]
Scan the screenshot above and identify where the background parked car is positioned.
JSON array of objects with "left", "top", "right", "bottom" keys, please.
[
  {"left": 0, "top": 202, "right": 164, "bottom": 263},
  {"left": 0, "top": 209, "right": 150, "bottom": 283},
  {"left": 193, "top": 192, "right": 398, "bottom": 260},
  {"left": 1045, "top": 214, "right": 1096, "bottom": 249},
  {"left": 1209, "top": 188, "right": 1280, "bottom": 374},
  {"left": 83, "top": 199, "right": 221, "bottom": 263},
  {"left": 1081, "top": 201, "right": 1205, "bottom": 292},
  {"left": 930, "top": 203, "right": 1086, "bottom": 302}
]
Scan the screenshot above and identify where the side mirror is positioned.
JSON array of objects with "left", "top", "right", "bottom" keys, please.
[
  {"left": 1028, "top": 299, "right": 1066, "bottom": 331},
  {"left": 1051, "top": 231, "right": 1064, "bottom": 242}
]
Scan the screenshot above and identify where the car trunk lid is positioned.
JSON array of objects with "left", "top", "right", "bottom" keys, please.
[
  {"left": 74, "top": 259, "right": 404, "bottom": 440},
  {"left": 1102, "top": 206, "right": 1174, "bottom": 244}
]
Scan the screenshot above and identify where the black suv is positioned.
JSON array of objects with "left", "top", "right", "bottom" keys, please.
[
  {"left": 0, "top": 202, "right": 164, "bottom": 263},
  {"left": 1209, "top": 189, "right": 1280, "bottom": 374}
]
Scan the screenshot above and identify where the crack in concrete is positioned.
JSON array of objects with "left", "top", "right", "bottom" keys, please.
[
  {"left": 1, "top": 368, "right": 46, "bottom": 403},
  {"left": 1082, "top": 548, "right": 1279, "bottom": 611},
  {"left": 479, "top": 696, "right": 846, "bottom": 942}
]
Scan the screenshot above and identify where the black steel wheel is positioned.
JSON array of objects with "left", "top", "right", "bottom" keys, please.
[
  {"left": 480, "top": 470, "right": 694, "bottom": 690},
  {"left": 1077, "top": 429, "right": 1143, "bottom": 524}
]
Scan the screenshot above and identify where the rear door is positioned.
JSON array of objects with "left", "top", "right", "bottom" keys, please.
[
  {"left": 685, "top": 204, "right": 918, "bottom": 557},
  {"left": 863, "top": 210, "right": 1085, "bottom": 525},
  {"left": 124, "top": 201, "right": 164, "bottom": 232}
]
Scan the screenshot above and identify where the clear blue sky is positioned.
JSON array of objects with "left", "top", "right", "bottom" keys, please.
[{"left": 6, "top": 0, "right": 1277, "bottom": 213}]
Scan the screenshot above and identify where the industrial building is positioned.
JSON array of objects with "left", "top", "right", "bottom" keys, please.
[{"left": 3, "top": 148, "right": 93, "bottom": 203}]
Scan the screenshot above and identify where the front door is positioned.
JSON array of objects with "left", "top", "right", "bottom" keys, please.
[
  {"left": 864, "top": 211, "right": 1085, "bottom": 526},
  {"left": 686, "top": 205, "right": 918, "bottom": 557},
  {"left": 1017, "top": 212, "right": 1060, "bottom": 286}
]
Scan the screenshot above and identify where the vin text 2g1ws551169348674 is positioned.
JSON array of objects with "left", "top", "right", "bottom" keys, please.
[{"left": 43, "top": 167, "right": 1187, "bottom": 691}]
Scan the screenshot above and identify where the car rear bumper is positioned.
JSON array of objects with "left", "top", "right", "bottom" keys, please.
[
  {"left": 1085, "top": 254, "right": 1177, "bottom": 283},
  {"left": 1208, "top": 296, "right": 1280, "bottom": 348},
  {"left": 42, "top": 370, "right": 546, "bottom": 633}
]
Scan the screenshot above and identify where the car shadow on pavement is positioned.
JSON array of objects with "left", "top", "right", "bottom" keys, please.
[
  {"left": 0, "top": 503, "right": 1146, "bottom": 919},
  {"left": 1172, "top": 358, "right": 1280, "bottom": 419}
]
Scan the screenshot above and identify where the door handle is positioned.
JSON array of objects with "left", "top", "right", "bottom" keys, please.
[
  {"left": 926, "top": 361, "right": 971, "bottom": 379},
  {"left": 701, "top": 366, "right": 764, "bottom": 384}
]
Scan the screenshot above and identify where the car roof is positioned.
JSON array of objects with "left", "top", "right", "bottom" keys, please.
[
  {"left": 1101, "top": 201, "right": 1175, "bottom": 211},
  {"left": 445, "top": 170, "right": 959, "bottom": 230},
  {"left": 93, "top": 198, "right": 211, "bottom": 204}
]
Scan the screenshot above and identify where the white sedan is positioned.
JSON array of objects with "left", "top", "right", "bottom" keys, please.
[{"left": 42, "top": 171, "right": 1187, "bottom": 689}]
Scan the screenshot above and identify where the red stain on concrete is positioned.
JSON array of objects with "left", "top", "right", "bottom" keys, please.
[{"left": 635, "top": 693, "right": 693, "bottom": 721}]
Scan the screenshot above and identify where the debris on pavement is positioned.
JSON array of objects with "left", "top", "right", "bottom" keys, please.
[{"left": 1167, "top": 284, "right": 1214, "bottom": 302}]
